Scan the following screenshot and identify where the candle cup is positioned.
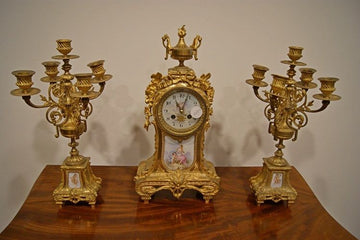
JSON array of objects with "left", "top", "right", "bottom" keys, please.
[
  {"left": 42, "top": 61, "right": 60, "bottom": 79},
  {"left": 56, "top": 39, "right": 73, "bottom": 56},
  {"left": 318, "top": 77, "right": 339, "bottom": 97},
  {"left": 252, "top": 64, "right": 269, "bottom": 82},
  {"left": 74, "top": 73, "right": 93, "bottom": 95},
  {"left": 299, "top": 68, "right": 316, "bottom": 83},
  {"left": 270, "top": 74, "right": 288, "bottom": 96},
  {"left": 288, "top": 46, "right": 303, "bottom": 62},
  {"left": 297, "top": 68, "right": 318, "bottom": 89},
  {"left": 12, "top": 70, "right": 35, "bottom": 91},
  {"left": 88, "top": 60, "right": 105, "bottom": 81}
]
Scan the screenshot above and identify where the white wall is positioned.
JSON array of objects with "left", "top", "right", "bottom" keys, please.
[{"left": 0, "top": 0, "right": 359, "bottom": 237}]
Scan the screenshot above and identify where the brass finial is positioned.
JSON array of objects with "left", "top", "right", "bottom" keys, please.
[{"left": 162, "top": 25, "right": 202, "bottom": 67}]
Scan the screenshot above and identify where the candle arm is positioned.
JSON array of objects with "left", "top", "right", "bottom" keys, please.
[
  {"left": 253, "top": 86, "right": 269, "bottom": 103},
  {"left": 304, "top": 100, "right": 330, "bottom": 113},
  {"left": 86, "top": 82, "right": 105, "bottom": 100},
  {"left": 22, "top": 96, "right": 51, "bottom": 109},
  {"left": 95, "top": 82, "right": 106, "bottom": 96}
]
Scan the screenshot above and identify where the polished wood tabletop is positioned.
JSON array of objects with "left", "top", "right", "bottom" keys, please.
[{"left": 0, "top": 165, "right": 356, "bottom": 240}]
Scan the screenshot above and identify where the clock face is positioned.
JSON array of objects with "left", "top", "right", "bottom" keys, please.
[{"left": 157, "top": 88, "right": 206, "bottom": 135}]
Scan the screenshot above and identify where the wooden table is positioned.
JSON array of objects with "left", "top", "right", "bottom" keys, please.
[{"left": 0, "top": 166, "right": 356, "bottom": 240}]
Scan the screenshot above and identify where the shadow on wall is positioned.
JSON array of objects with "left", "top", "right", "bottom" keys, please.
[
  {"left": 82, "top": 121, "right": 112, "bottom": 164},
  {"left": 287, "top": 129, "right": 315, "bottom": 166},
  {"left": 240, "top": 126, "right": 316, "bottom": 166},
  {"left": 205, "top": 121, "right": 234, "bottom": 166},
  {"left": 241, "top": 127, "right": 263, "bottom": 164},
  {"left": 313, "top": 176, "right": 328, "bottom": 202},
  {"left": 116, "top": 124, "right": 152, "bottom": 166},
  {"left": 33, "top": 120, "right": 60, "bottom": 164},
  {"left": 7, "top": 175, "right": 28, "bottom": 208}
]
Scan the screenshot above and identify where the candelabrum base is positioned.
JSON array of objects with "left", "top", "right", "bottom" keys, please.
[
  {"left": 53, "top": 156, "right": 102, "bottom": 208},
  {"left": 134, "top": 155, "right": 220, "bottom": 204},
  {"left": 249, "top": 157, "right": 297, "bottom": 206}
]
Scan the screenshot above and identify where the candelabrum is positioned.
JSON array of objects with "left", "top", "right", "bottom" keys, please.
[
  {"left": 10, "top": 39, "right": 112, "bottom": 207},
  {"left": 246, "top": 46, "right": 341, "bottom": 205}
]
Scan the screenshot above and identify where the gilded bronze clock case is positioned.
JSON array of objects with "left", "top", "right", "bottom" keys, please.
[{"left": 134, "top": 26, "right": 220, "bottom": 204}]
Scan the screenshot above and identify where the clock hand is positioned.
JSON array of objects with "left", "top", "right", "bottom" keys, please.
[
  {"left": 182, "top": 94, "right": 189, "bottom": 110},
  {"left": 175, "top": 99, "right": 186, "bottom": 114},
  {"left": 178, "top": 94, "right": 189, "bottom": 114},
  {"left": 175, "top": 99, "right": 182, "bottom": 113}
]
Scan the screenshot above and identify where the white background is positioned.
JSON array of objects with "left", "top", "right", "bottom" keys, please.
[{"left": 0, "top": 0, "right": 359, "bottom": 238}]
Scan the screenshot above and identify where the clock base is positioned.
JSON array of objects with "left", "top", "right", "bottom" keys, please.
[
  {"left": 249, "top": 157, "right": 297, "bottom": 206},
  {"left": 134, "top": 155, "right": 220, "bottom": 203},
  {"left": 53, "top": 157, "right": 102, "bottom": 208}
]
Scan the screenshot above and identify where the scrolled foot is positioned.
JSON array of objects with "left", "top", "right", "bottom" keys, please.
[
  {"left": 203, "top": 195, "right": 212, "bottom": 204},
  {"left": 141, "top": 196, "right": 151, "bottom": 204}
]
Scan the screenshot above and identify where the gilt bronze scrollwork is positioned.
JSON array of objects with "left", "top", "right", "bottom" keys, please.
[
  {"left": 11, "top": 39, "right": 112, "bottom": 207},
  {"left": 246, "top": 46, "right": 340, "bottom": 205},
  {"left": 135, "top": 26, "right": 219, "bottom": 203}
]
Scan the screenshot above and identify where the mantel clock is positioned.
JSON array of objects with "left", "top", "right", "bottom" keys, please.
[{"left": 134, "top": 26, "right": 220, "bottom": 203}]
